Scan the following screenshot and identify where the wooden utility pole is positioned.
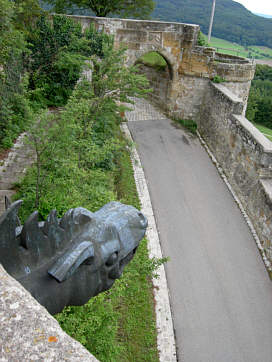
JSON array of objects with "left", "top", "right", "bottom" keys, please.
[{"left": 208, "top": 0, "right": 216, "bottom": 43}]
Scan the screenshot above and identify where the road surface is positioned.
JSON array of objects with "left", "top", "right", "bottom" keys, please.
[{"left": 127, "top": 100, "right": 272, "bottom": 362}]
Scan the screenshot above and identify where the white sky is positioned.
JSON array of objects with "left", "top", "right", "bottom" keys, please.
[{"left": 234, "top": 0, "right": 272, "bottom": 15}]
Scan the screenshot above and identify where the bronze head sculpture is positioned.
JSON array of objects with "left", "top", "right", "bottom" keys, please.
[{"left": 0, "top": 200, "right": 147, "bottom": 314}]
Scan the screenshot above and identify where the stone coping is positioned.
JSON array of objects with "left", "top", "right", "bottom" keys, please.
[
  {"left": 0, "top": 264, "right": 98, "bottom": 362},
  {"left": 212, "top": 83, "right": 243, "bottom": 104},
  {"left": 260, "top": 179, "right": 272, "bottom": 205},
  {"left": 66, "top": 14, "right": 199, "bottom": 28},
  {"left": 231, "top": 114, "right": 272, "bottom": 153}
]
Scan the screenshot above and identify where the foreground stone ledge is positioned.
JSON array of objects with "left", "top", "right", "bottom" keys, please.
[{"left": 0, "top": 264, "right": 98, "bottom": 362}]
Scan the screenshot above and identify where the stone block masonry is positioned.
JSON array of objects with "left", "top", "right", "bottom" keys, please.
[
  {"left": 68, "top": 15, "right": 255, "bottom": 121},
  {"left": 198, "top": 82, "right": 272, "bottom": 274},
  {"left": 137, "top": 63, "right": 171, "bottom": 111},
  {"left": 0, "top": 264, "right": 98, "bottom": 361}
]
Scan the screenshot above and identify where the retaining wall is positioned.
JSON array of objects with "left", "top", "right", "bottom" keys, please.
[{"left": 198, "top": 82, "right": 272, "bottom": 274}]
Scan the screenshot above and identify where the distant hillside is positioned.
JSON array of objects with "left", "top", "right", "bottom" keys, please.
[
  {"left": 152, "top": 0, "right": 272, "bottom": 48},
  {"left": 254, "top": 13, "right": 272, "bottom": 19}
]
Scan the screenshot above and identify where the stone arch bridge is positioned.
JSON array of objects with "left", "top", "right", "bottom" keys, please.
[
  {"left": 70, "top": 15, "right": 255, "bottom": 119},
  {"left": 70, "top": 15, "right": 272, "bottom": 274}
]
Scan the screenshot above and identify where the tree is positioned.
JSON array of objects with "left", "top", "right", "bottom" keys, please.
[
  {"left": 48, "top": 0, "right": 155, "bottom": 18},
  {"left": 0, "top": 0, "right": 31, "bottom": 148},
  {"left": 13, "top": 0, "right": 43, "bottom": 34}
]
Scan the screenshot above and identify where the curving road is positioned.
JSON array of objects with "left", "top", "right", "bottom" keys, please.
[{"left": 127, "top": 100, "right": 272, "bottom": 362}]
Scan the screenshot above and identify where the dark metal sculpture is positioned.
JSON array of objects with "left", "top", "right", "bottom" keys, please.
[{"left": 0, "top": 199, "right": 147, "bottom": 315}]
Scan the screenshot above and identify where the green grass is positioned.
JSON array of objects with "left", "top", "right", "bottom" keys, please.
[
  {"left": 176, "top": 119, "right": 197, "bottom": 134},
  {"left": 137, "top": 51, "right": 167, "bottom": 70},
  {"left": 204, "top": 35, "right": 272, "bottom": 60},
  {"left": 253, "top": 123, "right": 272, "bottom": 141}
]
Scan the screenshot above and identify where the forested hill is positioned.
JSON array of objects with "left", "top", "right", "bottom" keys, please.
[{"left": 152, "top": 0, "right": 272, "bottom": 48}]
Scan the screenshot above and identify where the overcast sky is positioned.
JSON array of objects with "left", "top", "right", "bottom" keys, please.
[{"left": 234, "top": 0, "right": 272, "bottom": 15}]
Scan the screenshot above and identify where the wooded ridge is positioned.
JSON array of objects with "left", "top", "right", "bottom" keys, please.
[{"left": 152, "top": 0, "right": 272, "bottom": 48}]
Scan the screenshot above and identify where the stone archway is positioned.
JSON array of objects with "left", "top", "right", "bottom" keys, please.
[
  {"left": 69, "top": 15, "right": 254, "bottom": 120},
  {"left": 128, "top": 44, "right": 179, "bottom": 114},
  {"left": 135, "top": 51, "right": 173, "bottom": 111}
]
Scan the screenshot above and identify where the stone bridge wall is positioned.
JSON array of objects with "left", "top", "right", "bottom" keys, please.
[
  {"left": 69, "top": 15, "right": 255, "bottom": 121},
  {"left": 198, "top": 82, "right": 272, "bottom": 275}
]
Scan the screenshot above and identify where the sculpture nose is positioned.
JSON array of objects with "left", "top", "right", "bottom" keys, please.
[{"left": 138, "top": 212, "right": 148, "bottom": 228}]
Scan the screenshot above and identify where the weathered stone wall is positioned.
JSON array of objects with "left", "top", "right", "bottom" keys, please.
[
  {"left": 137, "top": 63, "right": 171, "bottom": 110},
  {"left": 172, "top": 76, "right": 209, "bottom": 120},
  {"left": 198, "top": 82, "right": 272, "bottom": 273},
  {"left": 0, "top": 264, "right": 98, "bottom": 361},
  {"left": 68, "top": 15, "right": 255, "bottom": 120},
  {"left": 222, "top": 81, "right": 252, "bottom": 115}
]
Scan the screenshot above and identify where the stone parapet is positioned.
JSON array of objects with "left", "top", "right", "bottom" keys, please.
[
  {"left": 181, "top": 47, "right": 255, "bottom": 82},
  {"left": 0, "top": 264, "right": 98, "bottom": 361},
  {"left": 198, "top": 82, "right": 272, "bottom": 274}
]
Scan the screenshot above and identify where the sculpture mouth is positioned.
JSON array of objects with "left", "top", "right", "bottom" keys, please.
[{"left": 108, "top": 247, "right": 137, "bottom": 280}]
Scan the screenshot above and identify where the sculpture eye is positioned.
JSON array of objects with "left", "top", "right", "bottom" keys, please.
[{"left": 106, "top": 252, "right": 118, "bottom": 266}]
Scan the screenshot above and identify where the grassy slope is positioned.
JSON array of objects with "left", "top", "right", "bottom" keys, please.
[{"left": 204, "top": 35, "right": 272, "bottom": 59}]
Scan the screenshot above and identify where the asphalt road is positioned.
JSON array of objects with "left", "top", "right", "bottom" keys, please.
[{"left": 129, "top": 119, "right": 272, "bottom": 362}]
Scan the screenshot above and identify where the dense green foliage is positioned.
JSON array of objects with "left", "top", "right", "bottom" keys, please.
[
  {"left": 153, "top": 0, "right": 272, "bottom": 48},
  {"left": 26, "top": 15, "right": 87, "bottom": 107},
  {"left": 14, "top": 40, "right": 161, "bottom": 361},
  {"left": 26, "top": 16, "right": 114, "bottom": 108},
  {"left": 0, "top": 1, "right": 117, "bottom": 149},
  {"left": 47, "top": 0, "right": 155, "bottom": 18},
  {"left": 0, "top": 0, "right": 32, "bottom": 149},
  {"left": 246, "top": 65, "right": 272, "bottom": 128},
  {"left": 16, "top": 40, "right": 149, "bottom": 218}
]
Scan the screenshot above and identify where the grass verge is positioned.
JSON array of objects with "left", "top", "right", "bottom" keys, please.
[
  {"left": 175, "top": 118, "right": 197, "bottom": 134},
  {"left": 13, "top": 117, "right": 160, "bottom": 361}
]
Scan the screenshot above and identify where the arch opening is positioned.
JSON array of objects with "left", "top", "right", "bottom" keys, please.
[{"left": 135, "top": 51, "right": 173, "bottom": 111}]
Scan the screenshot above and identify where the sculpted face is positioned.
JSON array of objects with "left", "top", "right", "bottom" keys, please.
[{"left": 0, "top": 201, "right": 147, "bottom": 314}]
